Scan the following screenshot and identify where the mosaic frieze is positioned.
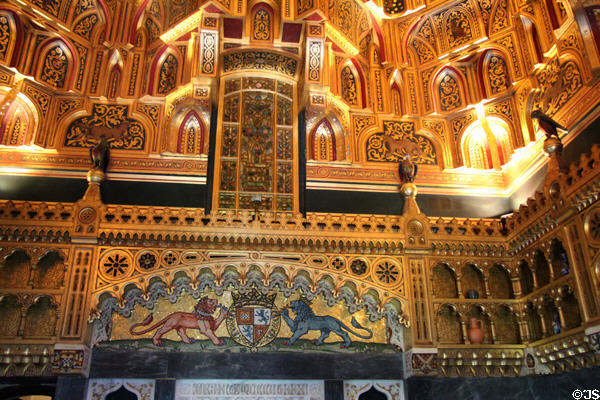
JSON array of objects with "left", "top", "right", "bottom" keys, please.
[
  {"left": 64, "top": 104, "right": 145, "bottom": 150},
  {"left": 94, "top": 286, "right": 400, "bottom": 353},
  {"left": 223, "top": 51, "right": 298, "bottom": 77},
  {"left": 366, "top": 121, "right": 437, "bottom": 165}
]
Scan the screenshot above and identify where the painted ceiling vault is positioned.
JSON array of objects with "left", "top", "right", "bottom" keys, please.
[{"left": 0, "top": 0, "right": 599, "bottom": 213}]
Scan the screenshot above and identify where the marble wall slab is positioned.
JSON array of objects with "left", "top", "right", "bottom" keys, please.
[
  {"left": 174, "top": 380, "right": 324, "bottom": 400},
  {"left": 406, "top": 366, "right": 600, "bottom": 400},
  {"left": 90, "top": 351, "right": 403, "bottom": 380}
]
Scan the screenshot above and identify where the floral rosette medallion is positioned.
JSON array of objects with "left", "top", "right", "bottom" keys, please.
[{"left": 226, "top": 289, "right": 281, "bottom": 351}]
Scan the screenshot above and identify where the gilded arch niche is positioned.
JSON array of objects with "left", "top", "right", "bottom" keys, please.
[
  {"left": 148, "top": 46, "right": 183, "bottom": 96},
  {"left": 165, "top": 101, "right": 210, "bottom": 155},
  {"left": 0, "top": 9, "right": 22, "bottom": 66},
  {"left": 479, "top": 50, "right": 511, "bottom": 97},
  {"left": 0, "top": 87, "right": 39, "bottom": 147},
  {"left": 341, "top": 64, "right": 359, "bottom": 107},
  {"left": 433, "top": 67, "right": 466, "bottom": 113},
  {"left": 307, "top": 112, "right": 346, "bottom": 162},
  {"left": 34, "top": 38, "right": 77, "bottom": 90},
  {"left": 460, "top": 117, "right": 512, "bottom": 170}
]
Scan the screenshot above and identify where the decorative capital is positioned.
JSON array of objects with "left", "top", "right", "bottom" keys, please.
[{"left": 52, "top": 344, "right": 90, "bottom": 377}]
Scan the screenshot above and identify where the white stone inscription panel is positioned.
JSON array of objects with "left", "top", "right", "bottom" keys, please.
[{"left": 175, "top": 380, "right": 325, "bottom": 400}]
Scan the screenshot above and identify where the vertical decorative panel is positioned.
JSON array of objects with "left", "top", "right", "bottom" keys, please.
[
  {"left": 567, "top": 222, "right": 599, "bottom": 319},
  {"left": 252, "top": 8, "right": 272, "bottom": 41},
  {"left": 200, "top": 31, "right": 217, "bottom": 75},
  {"left": 218, "top": 76, "right": 294, "bottom": 211},
  {"left": 89, "top": 51, "right": 103, "bottom": 94},
  {"left": 128, "top": 53, "right": 140, "bottom": 96},
  {"left": 157, "top": 53, "right": 178, "bottom": 95},
  {"left": 0, "top": 13, "right": 13, "bottom": 63},
  {"left": 306, "top": 39, "right": 323, "bottom": 83},
  {"left": 410, "top": 259, "right": 432, "bottom": 344},
  {"left": 341, "top": 66, "right": 358, "bottom": 106},
  {"left": 62, "top": 248, "right": 92, "bottom": 338}
]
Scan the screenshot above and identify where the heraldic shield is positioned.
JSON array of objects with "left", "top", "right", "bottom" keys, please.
[{"left": 226, "top": 289, "right": 281, "bottom": 349}]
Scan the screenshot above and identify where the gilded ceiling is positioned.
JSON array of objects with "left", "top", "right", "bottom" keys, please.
[{"left": 0, "top": 0, "right": 599, "bottom": 211}]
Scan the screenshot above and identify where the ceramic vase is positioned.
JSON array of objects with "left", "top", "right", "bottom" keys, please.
[{"left": 467, "top": 317, "right": 484, "bottom": 344}]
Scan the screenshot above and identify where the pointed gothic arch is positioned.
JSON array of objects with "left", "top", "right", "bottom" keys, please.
[
  {"left": 177, "top": 110, "right": 206, "bottom": 155},
  {"left": 433, "top": 66, "right": 467, "bottom": 113},
  {"left": 249, "top": 3, "right": 274, "bottom": 42},
  {"left": 310, "top": 118, "right": 337, "bottom": 162},
  {"left": 33, "top": 38, "right": 78, "bottom": 90},
  {"left": 479, "top": 50, "right": 511, "bottom": 97},
  {"left": 0, "top": 8, "right": 24, "bottom": 67},
  {"left": 0, "top": 87, "right": 39, "bottom": 147},
  {"left": 148, "top": 46, "right": 182, "bottom": 95}
]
